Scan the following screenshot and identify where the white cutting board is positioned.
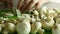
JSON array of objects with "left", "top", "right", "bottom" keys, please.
[{"left": 44, "top": 0, "right": 60, "bottom": 9}]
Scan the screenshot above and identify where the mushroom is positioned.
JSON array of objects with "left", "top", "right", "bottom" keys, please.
[
  {"left": 52, "top": 24, "right": 60, "bottom": 34},
  {"left": 31, "top": 15, "right": 36, "bottom": 23},
  {"left": 2, "top": 30, "right": 9, "bottom": 34},
  {"left": 37, "top": 29, "right": 45, "bottom": 34},
  {"left": 31, "top": 22, "right": 42, "bottom": 34},
  {"left": 16, "top": 19, "right": 31, "bottom": 34},
  {"left": 33, "top": 10, "right": 39, "bottom": 16},
  {"left": 55, "top": 15, "right": 60, "bottom": 24},
  {"left": 0, "top": 24, "right": 3, "bottom": 32},
  {"left": 4, "top": 23, "right": 15, "bottom": 32},
  {"left": 41, "top": 15, "right": 55, "bottom": 30},
  {"left": 48, "top": 8, "right": 58, "bottom": 17}
]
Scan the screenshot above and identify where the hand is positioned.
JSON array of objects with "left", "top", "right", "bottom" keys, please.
[
  {"left": 7, "top": 0, "right": 13, "bottom": 9},
  {"left": 0, "top": 0, "right": 13, "bottom": 9},
  {"left": 17, "top": 0, "right": 49, "bottom": 11},
  {"left": 0, "top": 0, "right": 7, "bottom": 8}
]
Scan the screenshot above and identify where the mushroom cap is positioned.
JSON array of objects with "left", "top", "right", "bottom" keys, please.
[{"left": 16, "top": 19, "right": 31, "bottom": 34}]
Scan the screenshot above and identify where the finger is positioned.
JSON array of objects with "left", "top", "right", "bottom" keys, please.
[
  {"left": 17, "top": 0, "right": 24, "bottom": 9},
  {"left": 35, "top": 0, "right": 49, "bottom": 10},
  {"left": 24, "top": 0, "right": 40, "bottom": 10},
  {"left": 1, "top": 0, "right": 7, "bottom": 8},
  {"left": 7, "top": 0, "right": 13, "bottom": 9},
  {"left": 20, "top": 0, "right": 31, "bottom": 11},
  {"left": 35, "top": 1, "right": 41, "bottom": 10}
]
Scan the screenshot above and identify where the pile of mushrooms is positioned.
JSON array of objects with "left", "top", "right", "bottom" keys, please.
[{"left": 0, "top": 7, "right": 60, "bottom": 34}]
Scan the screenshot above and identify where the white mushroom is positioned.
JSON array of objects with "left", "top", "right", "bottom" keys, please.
[
  {"left": 22, "top": 14, "right": 31, "bottom": 20},
  {"left": 39, "top": 9, "right": 47, "bottom": 19},
  {"left": 22, "top": 14, "right": 31, "bottom": 18},
  {"left": 48, "top": 8, "right": 58, "bottom": 17},
  {"left": 52, "top": 24, "right": 60, "bottom": 34},
  {"left": 37, "top": 29, "right": 45, "bottom": 34},
  {"left": 33, "top": 10, "right": 39, "bottom": 16},
  {"left": 17, "top": 16, "right": 26, "bottom": 21},
  {"left": 53, "top": 8, "right": 60, "bottom": 13},
  {"left": 5, "top": 23, "right": 15, "bottom": 32},
  {"left": 0, "top": 24, "right": 3, "bottom": 32},
  {"left": 2, "top": 30, "right": 9, "bottom": 34},
  {"left": 41, "top": 7, "right": 58, "bottom": 18},
  {"left": 55, "top": 15, "right": 60, "bottom": 24},
  {"left": 42, "top": 6, "right": 47, "bottom": 10},
  {"left": 31, "top": 22, "right": 42, "bottom": 34},
  {"left": 31, "top": 15, "right": 36, "bottom": 23},
  {"left": 41, "top": 15, "right": 55, "bottom": 30},
  {"left": 16, "top": 19, "right": 31, "bottom": 34},
  {"left": 56, "top": 18, "right": 60, "bottom": 24},
  {"left": 40, "top": 6, "right": 48, "bottom": 18},
  {"left": 35, "top": 16, "right": 41, "bottom": 21}
]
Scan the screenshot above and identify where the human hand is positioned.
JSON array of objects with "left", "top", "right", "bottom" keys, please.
[{"left": 17, "top": 0, "right": 49, "bottom": 11}]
